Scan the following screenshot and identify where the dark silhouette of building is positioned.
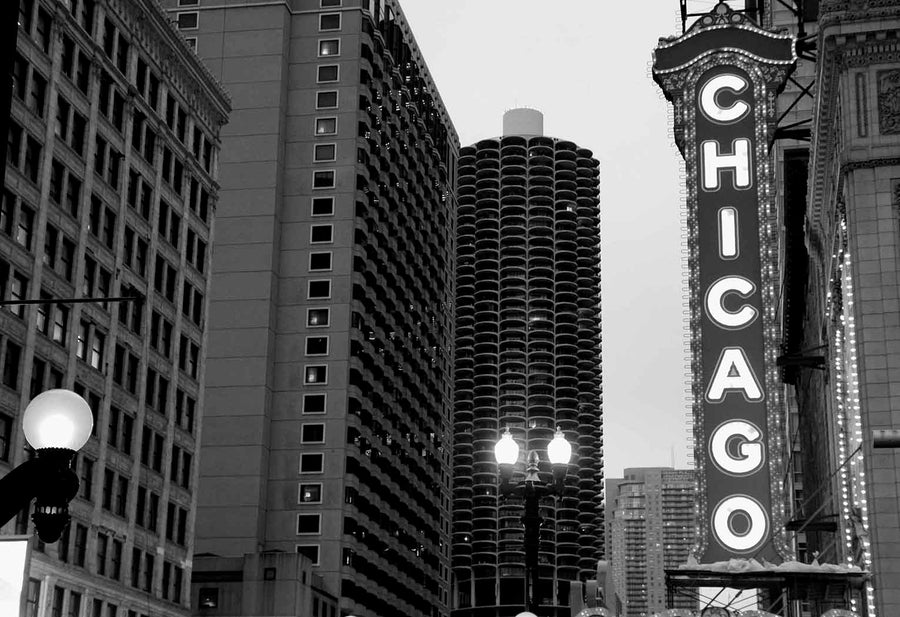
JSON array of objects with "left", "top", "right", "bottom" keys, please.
[{"left": 452, "top": 109, "right": 603, "bottom": 617}]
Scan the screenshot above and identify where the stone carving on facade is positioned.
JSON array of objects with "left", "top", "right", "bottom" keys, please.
[{"left": 878, "top": 69, "right": 900, "bottom": 134}]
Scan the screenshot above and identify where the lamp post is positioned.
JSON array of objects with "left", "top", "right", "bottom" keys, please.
[
  {"left": 495, "top": 427, "right": 573, "bottom": 616},
  {"left": 0, "top": 389, "right": 94, "bottom": 541}
]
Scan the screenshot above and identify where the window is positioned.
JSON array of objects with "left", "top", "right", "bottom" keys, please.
[
  {"left": 312, "top": 170, "right": 335, "bottom": 189},
  {"left": 176, "top": 12, "right": 198, "bottom": 29},
  {"left": 299, "top": 483, "right": 322, "bottom": 503},
  {"left": 319, "top": 13, "right": 340, "bottom": 30},
  {"left": 307, "top": 308, "right": 330, "bottom": 327},
  {"left": 310, "top": 225, "right": 333, "bottom": 244},
  {"left": 304, "top": 365, "right": 327, "bottom": 384},
  {"left": 318, "top": 39, "right": 340, "bottom": 56},
  {"left": 297, "top": 513, "right": 321, "bottom": 534},
  {"left": 296, "top": 544, "right": 320, "bottom": 566},
  {"left": 299, "top": 453, "right": 324, "bottom": 474},
  {"left": 317, "top": 65, "right": 338, "bottom": 83},
  {"left": 3, "top": 342, "right": 21, "bottom": 389},
  {"left": 198, "top": 588, "right": 218, "bottom": 609},
  {"left": 0, "top": 413, "right": 11, "bottom": 461},
  {"left": 315, "top": 117, "right": 336, "bottom": 135},
  {"left": 302, "top": 393, "right": 326, "bottom": 414},
  {"left": 316, "top": 91, "right": 338, "bottom": 109},
  {"left": 309, "top": 252, "right": 332, "bottom": 271},
  {"left": 314, "top": 143, "right": 336, "bottom": 162},
  {"left": 321, "top": 0, "right": 342, "bottom": 6},
  {"left": 305, "top": 336, "right": 329, "bottom": 356},
  {"left": 311, "top": 197, "right": 334, "bottom": 216},
  {"left": 307, "top": 279, "right": 331, "bottom": 299}
]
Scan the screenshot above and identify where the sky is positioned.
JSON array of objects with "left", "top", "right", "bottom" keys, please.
[{"left": 397, "top": 0, "right": 717, "bottom": 478}]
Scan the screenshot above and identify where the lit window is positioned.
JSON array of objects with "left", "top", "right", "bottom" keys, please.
[
  {"left": 312, "top": 170, "right": 335, "bottom": 189},
  {"left": 316, "top": 91, "right": 338, "bottom": 109},
  {"left": 317, "top": 65, "right": 338, "bottom": 83},
  {"left": 307, "top": 308, "right": 330, "bottom": 327},
  {"left": 318, "top": 39, "right": 340, "bottom": 56},
  {"left": 315, "top": 118, "right": 336, "bottom": 135},
  {"left": 299, "top": 483, "right": 322, "bottom": 503},
  {"left": 304, "top": 365, "right": 327, "bottom": 384},
  {"left": 314, "top": 143, "right": 336, "bottom": 162},
  {"left": 310, "top": 225, "right": 333, "bottom": 244},
  {"left": 311, "top": 197, "right": 334, "bottom": 216},
  {"left": 319, "top": 14, "right": 340, "bottom": 31},
  {"left": 176, "top": 12, "right": 198, "bottom": 29},
  {"left": 302, "top": 393, "right": 326, "bottom": 413},
  {"left": 305, "top": 336, "right": 329, "bottom": 356}
]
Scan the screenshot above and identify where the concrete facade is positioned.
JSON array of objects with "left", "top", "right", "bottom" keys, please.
[
  {"left": 159, "top": 1, "right": 458, "bottom": 616},
  {"left": 0, "top": 0, "right": 229, "bottom": 616}
]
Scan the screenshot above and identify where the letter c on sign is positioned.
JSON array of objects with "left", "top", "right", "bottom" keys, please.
[
  {"left": 712, "top": 495, "right": 768, "bottom": 553},
  {"left": 699, "top": 73, "right": 751, "bottom": 124},
  {"left": 705, "top": 276, "right": 758, "bottom": 330},
  {"left": 709, "top": 420, "right": 764, "bottom": 476}
]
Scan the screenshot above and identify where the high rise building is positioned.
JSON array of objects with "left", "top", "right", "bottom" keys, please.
[
  {"left": 1, "top": 1, "right": 229, "bottom": 617},
  {"left": 452, "top": 109, "right": 603, "bottom": 617},
  {"left": 157, "top": 1, "right": 459, "bottom": 616},
  {"left": 605, "top": 468, "right": 696, "bottom": 617}
]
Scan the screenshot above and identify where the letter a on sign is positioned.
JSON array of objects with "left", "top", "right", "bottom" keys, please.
[{"left": 706, "top": 347, "right": 763, "bottom": 402}]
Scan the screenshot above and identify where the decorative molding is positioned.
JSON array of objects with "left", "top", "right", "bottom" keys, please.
[
  {"left": 856, "top": 73, "right": 868, "bottom": 137},
  {"left": 877, "top": 69, "right": 900, "bottom": 135}
]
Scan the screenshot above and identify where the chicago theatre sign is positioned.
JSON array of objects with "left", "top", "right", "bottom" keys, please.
[{"left": 653, "top": 2, "right": 795, "bottom": 563}]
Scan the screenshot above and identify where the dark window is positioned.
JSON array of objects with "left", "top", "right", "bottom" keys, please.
[
  {"left": 317, "top": 65, "right": 338, "bottom": 83},
  {"left": 309, "top": 252, "right": 332, "bottom": 270},
  {"left": 177, "top": 12, "right": 198, "bottom": 29},
  {"left": 308, "top": 280, "right": 331, "bottom": 299},
  {"left": 319, "top": 13, "right": 340, "bottom": 30},
  {"left": 297, "top": 513, "right": 321, "bottom": 534},
  {"left": 3, "top": 341, "right": 22, "bottom": 389},
  {"left": 312, "top": 170, "right": 335, "bottom": 189},
  {"left": 314, "top": 143, "right": 336, "bottom": 161},
  {"left": 305, "top": 336, "right": 329, "bottom": 356},
  {"left": 300, "top": 453, "right": 324, "bottom": 473},
  {"left": 311, "top": 197, "right": 334, "bottom": 216},
  {"left": 302, "top": 394, "right": 326, "bottom": 414},
  {"left": 0, "top": 413, "right": 12, "bottom": 461},
  {"left": 301, "top": 424, "right": 325, "bottom": 443},
  {"left": 296, "top": 544, "right": 320, "bottom": 565},
  {"left": 316, "top": 91, "right": 338, "bottom": 109},
  {"left": 310, "top": 225, "right": 333, "bottom": 244}
]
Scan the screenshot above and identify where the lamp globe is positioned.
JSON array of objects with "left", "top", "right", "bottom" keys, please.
[
  {"left": 23, "top": 389, "right": 93, "bottom": 452},
  {"left": 547, "top": 427, "right": 572, "bottom": 466},
  {"left": 494, "top": 428, "right": 519, "bottom": 465}
]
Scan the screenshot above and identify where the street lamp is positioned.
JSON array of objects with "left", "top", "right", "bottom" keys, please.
[
  {"left": 0, "top": 389, "right": 93, "bottom": 542},
  {"left": 495, "top": 427, "right": 573, "bottom": 615}
]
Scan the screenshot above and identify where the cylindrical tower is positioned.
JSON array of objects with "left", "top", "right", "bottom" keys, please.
[{"left": 453, "top": 111, "right": 603, "bottom": 616}]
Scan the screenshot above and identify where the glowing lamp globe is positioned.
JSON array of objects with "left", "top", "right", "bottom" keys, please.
[
  {"left": 23, "top": 389, "right": 93, "bottom": 451},
  {"left": 547, "top": 428, "right": 572, "bottom": 466},
  {"left": 494, "top": 428, "right": 519, "bottom": 465},
  {"left": 515, "top": 612, "right": 539, "bottom": 617}
]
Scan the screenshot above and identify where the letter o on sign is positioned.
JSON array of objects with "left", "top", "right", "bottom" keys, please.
[{"left": 712, "top": 495, "right": 768, "bottom": 553}]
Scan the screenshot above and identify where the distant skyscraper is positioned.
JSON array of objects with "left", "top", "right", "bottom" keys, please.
[
  {"left": 452, "top": 109, "right": 603, "bottom": 617},
  {"left": 158, "top": 1, "right": 458, "bottom": 616},
  {"left": 1, "top": 1, "right": 228, "bottom": 616},
  {"left": 606, "top": 468, "right": 696, "bottom": 617}
]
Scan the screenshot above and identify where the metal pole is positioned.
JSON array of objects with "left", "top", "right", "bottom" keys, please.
[{"left": 523, "top": 480, "right": 540, "bottom": 614}]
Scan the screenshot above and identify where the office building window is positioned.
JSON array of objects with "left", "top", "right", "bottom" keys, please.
[
  {"left": 318, "top": 39, "right": 340, "bottom": 56},
  {"left": 303, "top": 393, "right": 326, "bottom": 414},
  {"left": 314, "top": 143, "right": 336, "bottom": 162},
  {"left": 316, "top": 65, "right": 338, "bottom": 83},
  {"left": 296, "top": 513, "right": 321, "bottom": 534},
  {"left": 306, "top": 308, "right": 330, "bottom": 327},
  {"left": 305, "top": 336, "right": 329, "bottom": 356},
  {"left": 316, "top": 91, "right": 338, "bottom": 109},
  {"left": 304, "top": 365, "right": 327, "bottom": 384},
  {"left": 312, "top": 170, "right": 335, "bottom": 189},
  {"left": 307, "top": 280, "right": 331, "bottom": 299},
  {"left": 311, "top": 197, "right": 334, "bottom": 216},
  {"left": 299, "top": 483, "right": 322, "bottom": 503},
  {"left": 299, "top": 453, "right": 324, "bottom": 474}
]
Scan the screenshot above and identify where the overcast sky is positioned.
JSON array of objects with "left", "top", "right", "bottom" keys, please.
[{"left": 396, "top": 0, "right": 724, "bottom": 477}]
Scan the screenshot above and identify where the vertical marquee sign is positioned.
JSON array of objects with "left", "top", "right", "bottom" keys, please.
[{"left": 653, "top": 2, "right": 795, "bottom": 563}]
